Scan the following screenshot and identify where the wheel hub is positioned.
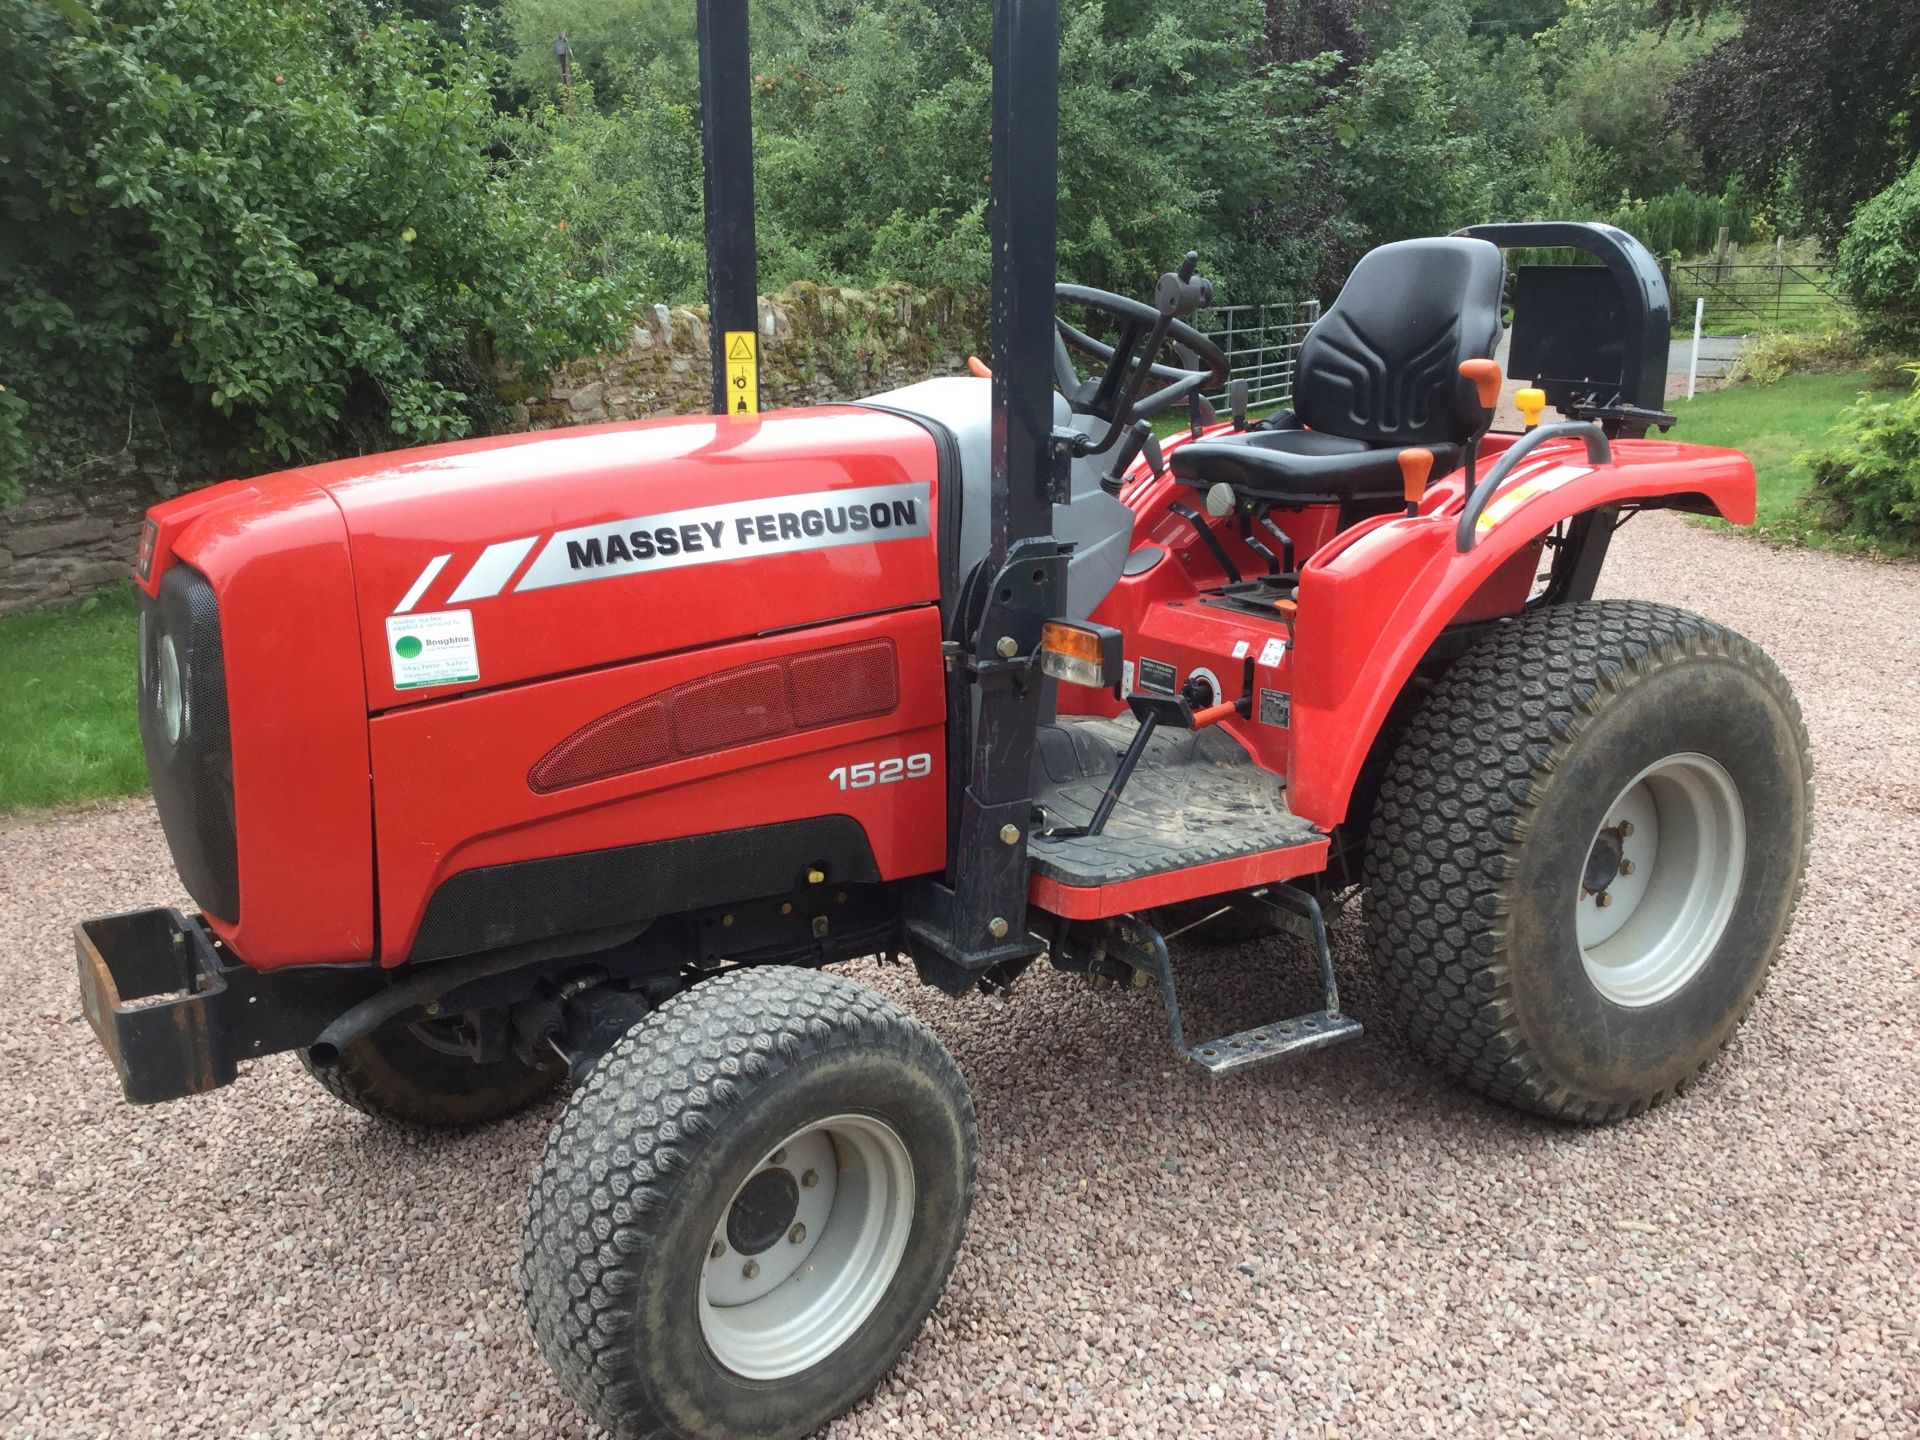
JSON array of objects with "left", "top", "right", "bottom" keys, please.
[
  {"left": 726, "top": 1168, "right": 800, "bottom": 1256},
  {"left": 1582, "top": 824, "right": 1627, "bottom": 896},
  {"left": 699, "top": 1115, "right": 916, "bottom": 1380},
  {"left": 1576, "top": 753, "right": 1746, "bottom": 1007}
]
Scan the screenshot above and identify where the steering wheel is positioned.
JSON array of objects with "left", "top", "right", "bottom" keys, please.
[{"left": 1053, "top": 283, "right": 1230, "bottom": 449}]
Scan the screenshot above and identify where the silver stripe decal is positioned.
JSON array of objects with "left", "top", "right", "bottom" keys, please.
[
  {"left": 513, "top": 483, "right": 931, "bottom": 594},
  {"left": 393, "top": 553, "right": 451, "bottom": 615},
  {"left": 446, "top": 535, "right": 538, "bottom": 603}
]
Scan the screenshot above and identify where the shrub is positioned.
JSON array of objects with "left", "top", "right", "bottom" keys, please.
[
  {"left": 1728, "top": 331, "right": 1913, "bottom": 389},
  {"left": 1802, "top": 365, "right": 1920, "bottom": 545},
  {"left": 1729, "top": 330, "right": 1866, "bottom": 386},
  {"left": 497, "top": 82, "right": 707, "bottom": 305},
  {"left": 1837, "top": 157, "right": 1920, "bottom": 348},
  {"left": 0, "top": 0, "right": 632, "bottom": 497}
]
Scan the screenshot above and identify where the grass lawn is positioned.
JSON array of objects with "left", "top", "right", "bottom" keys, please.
[
  {"left": 1667, "top": 370, "right": 1888, "bottom": 546},
  {"left": 0, "top": 586, "right": 145, "bottom": 813}
]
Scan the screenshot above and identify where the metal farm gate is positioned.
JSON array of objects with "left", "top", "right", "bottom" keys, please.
[{"left": 1198, "top": 299, "right": 1320, "bottom": 411}]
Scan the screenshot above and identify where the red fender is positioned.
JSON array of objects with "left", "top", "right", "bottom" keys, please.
[{"left": 1285, "top": 436, "right": 1756, "bottom": 830}]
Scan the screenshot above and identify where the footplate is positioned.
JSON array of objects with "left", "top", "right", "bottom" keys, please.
[
  {"left": 1109, "top": 883, "right": 1362, "bottom": 1076},
  {"left": 1182, "top": 1010, "right": 1364, "bottom": 1076}
]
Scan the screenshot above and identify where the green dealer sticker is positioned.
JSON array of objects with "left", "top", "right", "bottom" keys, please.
[{"left": 383, "top": 609, "right": 479, "bottom": 690}]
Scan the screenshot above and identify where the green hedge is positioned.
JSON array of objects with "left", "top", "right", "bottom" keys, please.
[{"left": 0, "top": 0, "right": 631, "bottom": 498}]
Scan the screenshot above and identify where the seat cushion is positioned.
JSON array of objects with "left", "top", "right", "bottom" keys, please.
[
  {"left": 1171, "top": 428, "right": 1462, "bottom": 502},
  {"left": 1294, "top": 236, "right": 1505, "bottom": 448}
]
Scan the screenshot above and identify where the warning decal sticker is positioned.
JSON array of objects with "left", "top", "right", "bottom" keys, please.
[
  {"left": 1137, "top": 657, "right": 1177, "bottom": 694},
  {"left": 724, "top": 330, "right": 759, "bottom": 417},
  {"left": 386, "top": 609, "right": 479, "bottom": 690}
]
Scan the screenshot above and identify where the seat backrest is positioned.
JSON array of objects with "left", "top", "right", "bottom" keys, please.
[{"left": 1293, "top": 237, "right": 1505, "bottom": 447}]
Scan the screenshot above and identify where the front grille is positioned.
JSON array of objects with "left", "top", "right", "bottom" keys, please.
[{"left": 138, "top": 565, "right": 239, "bottom": 921}]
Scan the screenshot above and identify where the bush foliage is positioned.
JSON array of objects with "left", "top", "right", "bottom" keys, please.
[
  {"left": 3, "top": 0, "right": 1908, "bottom": 503},
  {"left": 0, "top": 0, "right": 628, "bottom": 494},
  {"left": 1804, "top": 366, "right": 1920, "bottom": 546},
  {"left": 1837, "top": 157, "right": 1920, "bottom": 349}
]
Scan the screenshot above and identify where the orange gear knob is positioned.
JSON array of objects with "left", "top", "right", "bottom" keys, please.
[
  {"left": 1398, "top": 446, "right": 1434, "bottom": 515},
  {"left": 1459, "top": 358, "right": 1503, "bottom": 410}
]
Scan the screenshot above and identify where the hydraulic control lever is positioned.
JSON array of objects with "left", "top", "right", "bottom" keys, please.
[
  {"left": 1086, "top": 253, "right": 1217, "bottom": 460},
  {"left": 1042, "top": 687, "right": 1247, "bottom": 842},
  {"left": 1156, "top": 251, "right": 1215, "bottom": 320}
]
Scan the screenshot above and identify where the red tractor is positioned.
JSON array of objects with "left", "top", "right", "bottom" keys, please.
[{"left": 75, "top": 4, "right": 1809, "bottom": 1437}]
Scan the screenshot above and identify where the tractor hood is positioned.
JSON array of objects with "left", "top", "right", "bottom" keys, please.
[{"left": 304, "top": 407, "right": 943, "bottom": 710}]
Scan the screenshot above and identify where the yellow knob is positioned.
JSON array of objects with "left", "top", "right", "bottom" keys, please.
[{"left": 1516, "top": 387, "right": 1548, "bottom": 430}]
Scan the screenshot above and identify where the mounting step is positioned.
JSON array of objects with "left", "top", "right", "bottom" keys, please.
[
  {"left": 1110, "top": 883, "right": 1362, "bottom": 1076},
  {"left": 1186, "top": 1010, "right": 1364, "bottom": 1076}
]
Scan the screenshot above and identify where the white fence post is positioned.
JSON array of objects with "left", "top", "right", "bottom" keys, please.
[{"left": 1687, "top": 297, "right": 1705, "bottom": 401}]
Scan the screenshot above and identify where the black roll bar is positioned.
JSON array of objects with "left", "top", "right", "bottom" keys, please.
[
  {"left": 988, "top": 0, "right": 1063, "bottom": 556},
  {"left": 693, "top": 1, "right": 1065, "bottom": 973},
  {"left": 1457, "top": 222, "right": 1671, "bottom": 417},
  {"left": 696, "top": 0, "right": 758, "bottom": 417}
]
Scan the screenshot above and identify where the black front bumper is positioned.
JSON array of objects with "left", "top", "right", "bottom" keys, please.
[{"left": 76, "top": 909, "right": 382, "bottom": 1104}]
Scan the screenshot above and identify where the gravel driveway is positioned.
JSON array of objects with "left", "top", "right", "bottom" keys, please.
[{"left": 3, "top": 513, "right": 1916, "bottom": 1439}]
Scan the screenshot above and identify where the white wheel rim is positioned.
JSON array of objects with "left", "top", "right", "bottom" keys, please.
[
  {"left": 1577, "top": 752, "right": 1746, "bottom": 1007},
  {"left": 698, "top": 1114, "right": 915, "bottom": 1380}
]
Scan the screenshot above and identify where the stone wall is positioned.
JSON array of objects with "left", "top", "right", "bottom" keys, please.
[
  {"left": 0, "top": 464, "right": 176, "bottom": 616},
  {"left": 0, "top": 281, "right": 987, "bottom": 616},
  {"left": 503, "top": 281, "right": 987, "bottom": 430}
]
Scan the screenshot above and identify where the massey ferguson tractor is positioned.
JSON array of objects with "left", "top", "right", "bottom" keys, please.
[{"left": 74, "top": 3, "right": 1810, "bottom": 1436}]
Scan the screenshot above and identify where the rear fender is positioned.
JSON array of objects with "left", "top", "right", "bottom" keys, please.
[{"left": 1286, "top": 438, "right": 1755, "bottom": 829}]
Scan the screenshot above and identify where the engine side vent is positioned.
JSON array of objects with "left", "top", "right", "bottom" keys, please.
[{"left": 529, "top": 638, "right": 900, "bottom": 794}]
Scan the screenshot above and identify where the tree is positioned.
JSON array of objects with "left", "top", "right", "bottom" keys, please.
[
  {"left": 1547, "top": 27, "right": 1709, "bottom": 199},
  {"left": 1659, "top": 0, "right": 1920, "bottom": 240},
  {"left": 0, "top": 0, "right": 629, "bottom": 493},
  {"left": 1836, "top": 156, "right": 1920, "bottom": 348}
]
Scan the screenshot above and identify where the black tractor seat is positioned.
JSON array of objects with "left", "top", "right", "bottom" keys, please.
[
  {"left": 1173, "top": 419, "right": 1463, "bottom": 504},
  {"left": 1173, "top": 236, "right": 1504, "bottom": 507}
]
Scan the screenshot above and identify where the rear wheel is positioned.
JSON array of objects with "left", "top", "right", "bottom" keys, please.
[
  {"left": 299, "top": 1014, "right": 561, "bottom": 1128},
  {"left": 520, "top": 966, "right": 975, "bottom": 1440},
  {"left": 1365, "top": 600, "right": 1811, "bottom": 1122}
]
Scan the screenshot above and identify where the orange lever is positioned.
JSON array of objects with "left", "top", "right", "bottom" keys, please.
[
  {"left": 1398, "top": 446, "right": 1434, "bottom": 516},
  {"left": 1191, "top": 700, "right": 1240, "bottom": 729},
  {"left": 1459, "top": 358, "right": 1502, "bottom": 410},
  {"left": 966, "top": 355, "right": 992, "bottom": 379}
]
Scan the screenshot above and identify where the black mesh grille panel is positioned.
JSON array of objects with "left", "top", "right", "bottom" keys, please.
[
  {"left": 409, "top": 816, "right": 881, "bottom": 962},
  {"left": 139, "top": 565, "right": 239, "bottom": 921}
]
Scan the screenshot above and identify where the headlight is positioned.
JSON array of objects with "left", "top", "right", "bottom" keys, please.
[{"left": 158, "top": 633, "right": 184, "bottom": 745}]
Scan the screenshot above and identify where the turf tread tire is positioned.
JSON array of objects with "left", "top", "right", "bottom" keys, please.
[
  {"left": 519, "top": 966, "right": 976, "bottom": 1440},
  {"left": 298, "top": 1022, "right": 560, "bottom": 1128},
  {"left": 1364, "top": 600, "right": 1811, "bottom": 1124}
]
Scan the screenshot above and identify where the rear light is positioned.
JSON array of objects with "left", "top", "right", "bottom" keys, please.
[
  {"left": 1039, "top": 620, "right": 1123, "bottom": 689},
  {"left": 135, "top": 519, "right": 158, "bottom": 581}
]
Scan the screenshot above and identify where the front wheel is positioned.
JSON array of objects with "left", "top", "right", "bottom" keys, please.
[
  {"left": 520, "top": 966, "right": 976, "bottom": 1440},
  {"left": 1365, "top": 601, "right": 1811, "bottom": 1123},
  {"left": 298, "top": 1013, "right": 561, "bottom": 1127}
]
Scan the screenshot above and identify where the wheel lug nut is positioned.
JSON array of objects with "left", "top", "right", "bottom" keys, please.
[
  {"left": 1596, "top": 891, "right": 1613, "bottom": 908},
  {"left": 710, "top": 1239, "right": 725, "bottom": 1260},
  {"left": 801, "top": 1169, "right": 819, "bottom": 1188},
  {"left": 788, "top": 1223, "right": 807, "bottom": 1245},
  {"left": 1618, "top": 821, "right": 1634, "bottom": 838},
  {"left": 1618, "top": 859, "right": 1635, "bottom": 876},
  {"left": 742, "top": 1259, "right": 760, "bottom": 1280},
  {"left": 769, "top": 1148, "right": 787, "bottom": 1167}
]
